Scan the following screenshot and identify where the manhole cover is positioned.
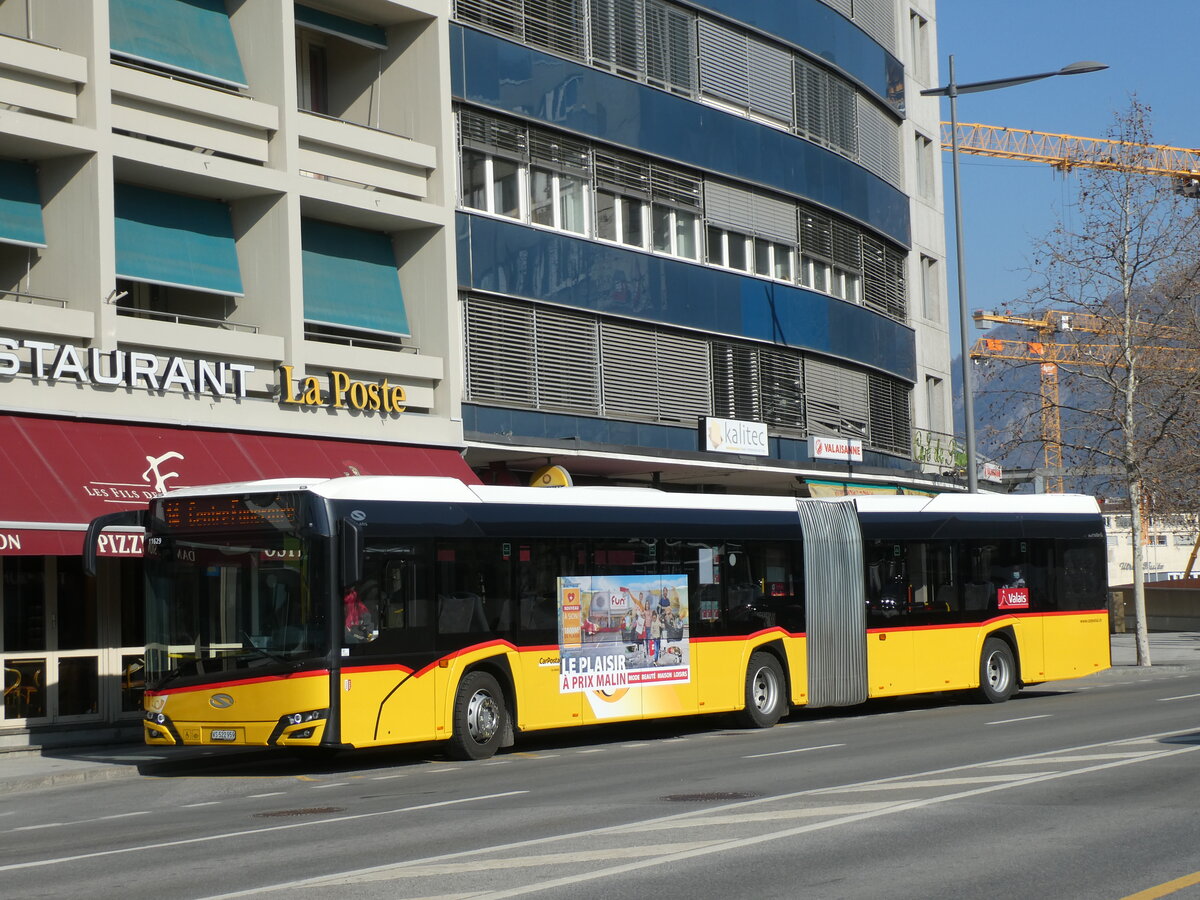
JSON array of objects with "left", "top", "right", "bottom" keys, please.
[
  {"left": 659, "top": 792, "right": 758, "bottom": 802},
  {"left": 253, "top": 807, "right": 344, "bottom": 817}
]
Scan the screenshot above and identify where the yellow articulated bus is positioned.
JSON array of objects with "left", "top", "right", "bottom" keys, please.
[{"left": 84, "top": 477, "right": 1109, "bottom": 760}]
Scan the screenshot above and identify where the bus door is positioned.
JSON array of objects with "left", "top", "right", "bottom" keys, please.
[{"left": 796, "top": 500, "right": 868, "bottom": 707}]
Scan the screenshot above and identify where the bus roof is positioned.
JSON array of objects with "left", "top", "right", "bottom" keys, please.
[{"left": 160, "top": 476, "right": 1101, "bottom": 517}]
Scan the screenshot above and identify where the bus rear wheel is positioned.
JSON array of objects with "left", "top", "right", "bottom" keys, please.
[
  {"left": 448, "top": 671, "right": 507, "bottom": 760},
  {"left": 737, "top": 651, "right": 786, "bottom": 728},
  {"left": 977, "top": 637, "right": 1017, "bottom": 703}
]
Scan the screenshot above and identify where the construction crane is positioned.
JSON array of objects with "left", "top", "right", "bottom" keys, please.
[
  {"left": 970, "top": 311, "right": 1194, "bottom": 493},
  {"left": 943, "top": 124, "right": 1200, "bottom": 492},
  {"left": 942, "top": 122, "right": 1200, "bottom": 190}
]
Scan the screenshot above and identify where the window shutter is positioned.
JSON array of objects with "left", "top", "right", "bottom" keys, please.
[
  {"left": 454, "top": 0, "right": 523, "bottom": 39},
  {"left": 746, "top": 37, "right": 794, "bottom": 125},
  {"left": 645, "top": 0, "right": 694, "bottom": 95},
  {"left": 805, "top": 357, "right": 867, "bottom": 439},
  {"left": 528, "top": 131, "right": 591, "bottom": 174},
  {"left": 712, "top": 342, "right": 761, "bottom": 421},
  {"left": 651, "top": 164, "right": 702, "bottom": 208},
  {"left": 590, "top": 0, "right": 643, "bottom": 76},
  {"left": 697, "top": 20, "right": 749, "bottom": 109},
  {"left": 458, "top": 109, "right": 528, "bottom": 157},
  {"left": 853, "top": 0, "right": 897, "bottom": 55},
  {"left": 655, "top": 329, "right": 711, "bottom": 422},
  {"left": 752, "top": 193, "right": 799, "bottom": 244},
  {"left": 799, "top": 208, "right": 833, "bottom": 261},
  {"left": 534, "top": 305, "right": 600, "bottom": 412},
  {"left": 869, "top": 373, "right": 911, "bottom": 456},
  {"left": 857, "top": 97, "right": 902, "bottom": 187},
  {"left": 759, "top": 347, "right": 805, "bottom": 430},
  {"left": 523, "top": 0, "right": 587, "bottom": 61},
  {"left": 827, "top": 77, "right": 858, "bottom": 157},
  {"left": 795, "top": 57, "right": 828, "bottom": 144},
  {"left": 703, "top": 181, "right": 755, "bottom": 233},
  {"left": 831, "top": 221, "right": 862, "bottom": 273},
  {"left": 600, "top": 321, "right": 657, "bottom": 418},
  {"left": 594, "top": 151, "right": 651, "bottom": 197},
  {"left": 463, "top": 295, "right": 536, "bottom": 406}
]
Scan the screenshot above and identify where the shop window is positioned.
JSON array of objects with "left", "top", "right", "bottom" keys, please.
[{"left": 3, "top": 556, "right": 45, "bottom": 651}]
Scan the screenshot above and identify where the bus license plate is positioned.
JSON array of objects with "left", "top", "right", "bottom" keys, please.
[{"left": 210, "top": 729, "right": 237, "bottom": 742}]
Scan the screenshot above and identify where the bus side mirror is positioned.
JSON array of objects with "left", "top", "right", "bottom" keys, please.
[
  {"left": 83, "top": 510, "right": 147, "bottom": 577},
  {"left": 340, "top": 518, "right": 362, "bottom": 588}
]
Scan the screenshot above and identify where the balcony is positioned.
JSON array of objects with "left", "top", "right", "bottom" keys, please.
[
  {"left": 0, "top": 33, "right": 86, "bottom": 121},
  {"left": 297, "top": 112, "right": 434, "bottom": 200},
  {"left": 109, "top": 63, "right": 277, "bottom": 164},
  {"left": 1, "top": 290, "right": 93, "bottom": 341}
]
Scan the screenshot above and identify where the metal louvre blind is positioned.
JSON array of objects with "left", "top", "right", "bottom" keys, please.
[
  {"left": 601, "top": 321, "right": 710, "bottom": 422},
  {"left": 458, "top": 109, "right": 528, "bottom": 157},
  {"left": 795, "top": 57, "right": 828, "bottom": 145},
  {"left": 884, "top": 245, "right": 908, "bottom": 320},
  {"left": 454, "top": 0, "right": 523, "bottom": 39},
  {"left": 594, "top": 151, "right": 651, "bottom": 196},
  {"left": 712, "top": 342, "right": 760, "bottom": 421},
  {"left": 853, "top": 0, "right": 897, "bottom": 55},
  {"left": 799, "top": 208, "right": 833, "bottom": 261},
  {"left": 805, "top": 357, "right": 868, "bottom": 437},
  {"left": 704, "top": 182, "right": 755, "bottom": 233},
  {"left": 651, "top": 165, "right": 701, "bottom": 208},
  {"left": 868, "top": 373, "right": 912, "bottom": 456},
  {"left": 705, "top": 182, "right": 798, "bottom": 243},
  {"left": 697, "top": 19, "right": 749, "bottom": 108},
  {"left": 857, "top": 97, "right": 902, "bottom": 187},
  {"left": 590, "top": 0, "right": 643, "bottom": 76},
  {"left": 600, "top": 322, "right": 657, "bottom": 418},
  {"left": 860, "top": 233, "right": 889, "bottom": 317},
  {"left": 831, "top": 222, "right": 862, "bottom": 272},
  {"left": 746, "top": 38, "right": 794, "bottom": 125},
  {"left": 656, "top": 330, "right": 712, "bottom": 422},
  {"left": 827, "top": 77, "right": 858, "bottom": 157},
  {"left": 759, "top": 346, "right": 805, "bottom": 430},
  {"left": 754, "top": 192, "right": 799, "bottom": 244},
  {"left": 529, "top": 131, "right": 591, "bottom": 174},
  {"left": 463, "top": 295, "right": 537, "bottom": 406},
  {"left": 645, "top": 0, "right": 694, "bottom": 94},
  {"left": 820, "top": 0, "right": 853, "bottom": 17},
  {"left": 523, "top": 0, "right": 587, "bottom": 61},
  {"left": 534, "top": 305, "right": 601, "bottom": 412}
]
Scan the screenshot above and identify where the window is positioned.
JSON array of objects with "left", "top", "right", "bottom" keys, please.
[
  {"left": 295, "top": 31, "right": 329, "bottom": 115},
  {"left": 925, "top": 375, "right": 945, "bottom": 435},
  {"left": 915, "top": 133, "right": 936, "bottom": 201},
  {"left": 909, "top": 11, "right": 930, "bottom": 84},
  {"left": 707, "top": 225, "right": 751, "bottom": 272},
  {"left": 594, "top": 151, "right": 651, "bottom": 249},
  {"left": 920, "top": 255, "right": 939, "bottom": 321}
]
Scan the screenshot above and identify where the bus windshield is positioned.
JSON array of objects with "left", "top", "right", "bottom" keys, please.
[{"left": 143, "top": 532, "right": 330, "bottom": 689}]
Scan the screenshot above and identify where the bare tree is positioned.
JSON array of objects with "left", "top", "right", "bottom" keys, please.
[{"left": 980, "top": 101, "right": 1200, "bottom": 666}]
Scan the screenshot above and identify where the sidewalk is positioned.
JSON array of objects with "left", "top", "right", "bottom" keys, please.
[{"left": 2, "top": 633, "right": 1199, "bottom": 796}]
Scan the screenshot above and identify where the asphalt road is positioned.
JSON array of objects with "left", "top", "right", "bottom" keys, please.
[{"left": 4, "top": 666, "right": 1200, "bottom": 900}]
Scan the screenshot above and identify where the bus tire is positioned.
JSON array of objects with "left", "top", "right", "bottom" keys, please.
[
  {"left": 448, "top": 671, "right": 507, "bottom": 760},
  {"left": 977, "top": 637, "right": 1017, "bottom": 703},
  {"left": 736, "top": 651, "right": 786, "bottom": 728}
]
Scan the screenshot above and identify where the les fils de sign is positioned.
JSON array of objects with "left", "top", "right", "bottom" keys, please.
[{"left": 278, "top": 365, "right": 406, "bottom": 414}]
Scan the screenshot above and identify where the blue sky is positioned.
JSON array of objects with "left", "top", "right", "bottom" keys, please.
[{"left": 932, "top": 1, "right": 1197, "bottom": 357}]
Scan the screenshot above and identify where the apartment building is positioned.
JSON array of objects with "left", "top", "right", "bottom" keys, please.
[{"left": 0, "top": 0, "right": 951, "bottom": 743}]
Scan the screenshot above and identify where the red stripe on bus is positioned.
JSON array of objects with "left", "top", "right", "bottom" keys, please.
[{"left": 146, "top": 669, "right": 329, "bottom": 696}]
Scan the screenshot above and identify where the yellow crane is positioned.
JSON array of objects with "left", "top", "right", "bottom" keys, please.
[
  {"left": 942, "top": 122, "right": 1200, "bottom": 187},
  {"left": 945, "top": 123, "right": 1200, "bottom": 492}
]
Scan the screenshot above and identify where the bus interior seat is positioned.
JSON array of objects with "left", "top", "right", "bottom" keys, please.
[
  {"left": 438, "top": 592, "right": 489, "bottom": 633},
  {"left": 964, "top": 583, "right": 992, "bottom": 611},
  {"left": 935, "top": 584, "right": 956, "bottom": 611}
]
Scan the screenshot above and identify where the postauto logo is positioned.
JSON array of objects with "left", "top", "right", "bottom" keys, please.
[{"left": 209, "top": 693, "right": 235, "bottom": 709}]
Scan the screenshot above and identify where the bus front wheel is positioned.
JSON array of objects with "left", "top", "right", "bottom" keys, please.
[
  {"left": 737, "top": 651, "right": 786, "bottom": 728},
  {"left": 977, "top": 637, "right": 1017, "bottom": 703},
  {"left": 448, "top": 671, "right": 507, "bottom": 760}
]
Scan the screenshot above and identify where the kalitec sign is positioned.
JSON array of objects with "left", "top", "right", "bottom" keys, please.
[
  {"left": 809, "top": 435, "right": 864, "bottom": 462},
  {"left": 701, "top": 417, "right": 769, "bottom": 456},
  {"left": 0, "top": 336, "right": 408, "bottom": 417}
]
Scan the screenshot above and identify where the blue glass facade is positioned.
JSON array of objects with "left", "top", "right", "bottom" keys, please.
[
  {"left": 459, "top": 213, "right": 915, "bottom": 382},
  {"left": 450, "top": 25, "right": 909, "bottom": 247}
]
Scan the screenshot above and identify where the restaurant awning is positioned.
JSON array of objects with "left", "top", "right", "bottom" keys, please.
[{"left": 0, "top": 415, "right": 480, "bottom": 556}]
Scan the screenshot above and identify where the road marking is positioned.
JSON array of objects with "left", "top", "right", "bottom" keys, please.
[
  {"left": 577, "top": 749, "right": 606, "bottom": 754},
  {"left": 823, "top": 774, "right": 1052, "bottom": 792},
  {"left": 370, "top": 774, "right": 408, "bottom": 780},
  {"left": 743, "top": 743, "right": 845, "bottom": 759},
  {"left": 247, "top": 792, "right": 285, "bottom": 798},
  {"left": 0, "top": 791, "right": 528, "bottom": 873},
  {"left": 11, "top": 810, "right": 151, "bottom": 832},
  {"left": 1122, "top": 868, "right": 1200, "bottom": 899},
  {"left": 311, "top": 782, "right": 346, "bottom": 789},
  {"left": 1156, "top": 692, "right": 1200, "bottom": 702},
  {"left": 201, "top": 739, "right": 1200, "bottom": 899},
  {"left": 983, "top": 753, "right": 1149, "bottom": 765},
  {"left": 985, "top": 714, "right": 1052, "bottom": 725},
  {"left": 181, "top": 802, "right": 220, "bottom": 808}
]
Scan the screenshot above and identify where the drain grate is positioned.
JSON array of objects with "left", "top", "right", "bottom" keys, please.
[
  {"left": 659, "top": 792, "right": 758, "bottom": 802},
  {"left": 253, "top": 807, "right": 345, "bottom": 817}
]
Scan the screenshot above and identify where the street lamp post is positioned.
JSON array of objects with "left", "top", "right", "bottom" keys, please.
[{"left": 921, "top": 58, "right": 1107, "bottom": 493}]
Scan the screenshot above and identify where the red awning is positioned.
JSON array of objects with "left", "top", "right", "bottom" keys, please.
[{"left": 0, "top": 415, "right": 480, "bottom": 555}]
